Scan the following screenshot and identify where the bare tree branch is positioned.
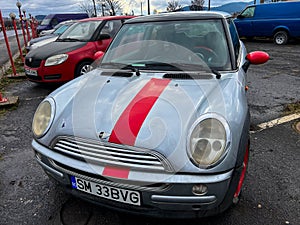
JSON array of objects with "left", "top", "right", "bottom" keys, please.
[
  {"left": 191, "top": 0, "right": 205, "bottom": 11},
  {"left": 166, "top": 1, "right": 182, "bottom": 12}
]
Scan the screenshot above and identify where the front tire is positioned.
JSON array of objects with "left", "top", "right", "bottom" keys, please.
[
  {"left": 274, "top": 31, "right": 288, "bottom": 45},
  {"left": 75, "top": 61, "right": 93, "bottom": 78}
]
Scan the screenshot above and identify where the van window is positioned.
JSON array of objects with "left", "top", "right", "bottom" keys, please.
[
  {"left": 50, "top": 18, "right": 58, "bottom": 26},
  {"left": 240, "top": 6, "right": 255, "bottom": 18},
  {"left": 41, "top": 19, "right": 51, "bottom": 25}
]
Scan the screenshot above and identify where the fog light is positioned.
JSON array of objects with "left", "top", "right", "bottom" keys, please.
[{"left": 192, "top": 184, "right": 208, "bottom": 195}]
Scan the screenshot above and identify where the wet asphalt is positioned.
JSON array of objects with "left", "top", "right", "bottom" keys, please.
[{"left": 0, "top": 41, "right": 299, "bottom": 225}]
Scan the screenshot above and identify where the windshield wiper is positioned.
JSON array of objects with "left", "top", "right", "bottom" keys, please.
[
  {"left": 142, "top": 62, "right": 221, "bottom": 79},
  {"left": 211, "top": 70, "right": 221, "bottom": 79},
  {"left": 57, "top": 38, "right": 82, "bottom": 42},
  {"left": 122, "top": 64, "right": 141, "bottom": 76},
  {"left": 100, "top": 63, "right": 140, "bottom": 77}
]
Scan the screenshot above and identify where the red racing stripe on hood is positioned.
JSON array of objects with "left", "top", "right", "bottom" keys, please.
[{"left": 109, "top": 78, "right": 170, "bottom": 145}]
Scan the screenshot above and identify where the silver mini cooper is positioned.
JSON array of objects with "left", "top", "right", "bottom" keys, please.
[{"left": 32, "top": 11, "right": 269, "bottom": 218}]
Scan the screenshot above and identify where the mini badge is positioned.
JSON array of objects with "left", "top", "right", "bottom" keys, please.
[{"left": 99, "top": 131, "right": 110, "bottom": 140}]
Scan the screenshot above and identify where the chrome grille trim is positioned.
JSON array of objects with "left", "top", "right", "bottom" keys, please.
[
  {"left": 51, "top": 136, "right": 173, "bottom": 172},
  {"left": 49, "top": 159, "right": 170, "bottom": 192}
]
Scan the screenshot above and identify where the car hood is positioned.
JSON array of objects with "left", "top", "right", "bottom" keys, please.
[
  {"left": 26, "top": 41, "right": 86, "bottom": 60},
  {"left": 29, "top": 34, "right": 56, "bottom": 45},
  {"left": 43, "top": 69, "right": 246, "bottom": 172},
  {"left": 31, "top": 36, "right": 58, "bottom": 50}
]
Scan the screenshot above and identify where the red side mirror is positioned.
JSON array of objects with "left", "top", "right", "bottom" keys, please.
[
  {"left": 94, "top": 51, "right": 105, "bottom": 61},
  {"left": 246, "top": 51, "right": 269, "bottom": 65}
]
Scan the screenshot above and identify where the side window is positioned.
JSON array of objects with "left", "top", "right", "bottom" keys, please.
[
  {"left": 240, "top": 6, "right": 255, "bottom": 18},
  {"left": 100, "top": 20, "right": 122, "bottom": 37},
  {"left": 227, "top": 18, "right": 240, "bottom": 63}
]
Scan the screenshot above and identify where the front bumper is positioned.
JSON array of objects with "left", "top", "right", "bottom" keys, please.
[
  {"left": 32, "top": 139, "right": 236, "bottom": 218},
  {"left": 24, "top": 60, "right": 74, "bottom": 83}
]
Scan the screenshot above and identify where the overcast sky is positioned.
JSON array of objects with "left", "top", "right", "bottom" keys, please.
[{"left": 1, "top": 0, "right": 253, "bottom": 18}]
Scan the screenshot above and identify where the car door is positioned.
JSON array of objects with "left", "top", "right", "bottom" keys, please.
[{"left": 235, "top": 6, "right": 256, "bottom": 37}]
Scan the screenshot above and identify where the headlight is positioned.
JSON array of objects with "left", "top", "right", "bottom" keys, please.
[
  {"left": 187, "top": 114, "right": 230, "bottom": 168},
  {"left": 27, "top": 42, "right": 31, "bottom": 47},
  {"left": 45, "top": 54, "right": 68, "bottom": 66},
  {"left": 32, "top": 98, "right": 55, "bottom": 138}
]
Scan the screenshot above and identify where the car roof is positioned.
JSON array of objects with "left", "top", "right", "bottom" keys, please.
[
  {"left": 125, "top": 11, "right": 231, "bottom": 24},
  {"left": 79, "top": 15, "right": 135, "bottom": 22}
]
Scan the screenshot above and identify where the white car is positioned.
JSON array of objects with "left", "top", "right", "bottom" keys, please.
[{"left": 27, "top": 20, "right": 76, "bottom": 52}]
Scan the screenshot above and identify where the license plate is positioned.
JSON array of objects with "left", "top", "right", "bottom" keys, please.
[
  {"left": 70, "top": 176, "right": 141, "bottom": 206},
  {"left": 25, "top": 69, "right": 38, "bottom": 76}
]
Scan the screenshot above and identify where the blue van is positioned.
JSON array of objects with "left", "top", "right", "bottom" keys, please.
[
  {"left": 37, "top": 13, "right": 89, "bottom": 35},
  {"left": 234, "top": 2, "right": 300, "bottom": 45}
]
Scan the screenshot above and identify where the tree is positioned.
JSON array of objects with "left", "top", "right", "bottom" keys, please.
[
  {"left": 166, "top": 1, "right": 182, "bottom": 12},
  {"left": 190, "top": 0, "right": 205, "bottom": 11},
  {"left": 79, "top": 1, "right": 97, "bottom": 17},
  {"left": 99, "top": 0, "right": 124, "bottom": 16}
]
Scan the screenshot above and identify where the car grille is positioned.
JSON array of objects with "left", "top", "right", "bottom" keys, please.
[
  {"left": 25, "top": 57, "right": 42, "bottom": 68},
  {"left": 51, "top": 136, "right": 172, "bottom": 172},
  {"left": 49, "top": 159, "right": 169, "bottom": 192}
]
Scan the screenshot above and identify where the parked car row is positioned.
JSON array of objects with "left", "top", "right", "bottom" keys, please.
[
  {"left": 25, "top": 16, "right": 134, "bottom": 83},
  {"left": 31, "top": 10, "right": 269, "bottom": 218},
  {"left": 26, "top": 20, "right": 77, "bottom": 52},
  {"left": 25, "top": 1, "right": 297, "bottom": 84}
]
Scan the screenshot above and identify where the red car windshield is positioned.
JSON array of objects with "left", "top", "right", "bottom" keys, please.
[{"left": 58, "top": 20, "right": 102, "bottom": 42}]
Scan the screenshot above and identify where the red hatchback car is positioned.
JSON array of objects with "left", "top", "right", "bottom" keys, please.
[{"left": 24, "top": 16, "right": 134, "bottom": 83}]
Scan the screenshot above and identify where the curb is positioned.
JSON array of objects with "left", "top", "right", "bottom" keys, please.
[
  {"left": 6, "top": 72, "right": 27, "bottom": 79},
  {"left": 0, "top": 53, "right": 23, "bottom": 109},
  {"left": 0, "top": 51, "right": 23, "bottom": 79},
  {"left": 0, "top": 95, "right": 19, "bottom": 109}
]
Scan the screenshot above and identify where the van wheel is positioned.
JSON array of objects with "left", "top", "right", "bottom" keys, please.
[
  {"left": 75, "top": 61, "right": 93, "bottom": 78},
  {"left": 274, "top": 31, "right": 288, "bottom": 45}
]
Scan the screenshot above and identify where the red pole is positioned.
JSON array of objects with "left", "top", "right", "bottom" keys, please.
[
  {"left": 30, "top": 20, "right": 35, "bottom": 38},
  {"left": 0, "top": 92, "right": 8, "bottom": 103},
  {"left": 0, "top": 10, "right": 17, "bottom": 76},
  {"left": 12, "top": 17, "right": 24, "bottom": 62},
  {"left": 23, "top": 11, "right": 31, "bottom": 41},
  {"left": 17, "top": 6, "right": 27, "bottom": 47},
  {"left": 29, "top": 14, "right": 36, "bottom": 38}
]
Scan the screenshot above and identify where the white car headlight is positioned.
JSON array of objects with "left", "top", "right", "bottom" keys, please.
[
  {"left": 45, "top": 54, "right": 68, "bottom": 66},
  {"left": 32, "top": 98, "right": 55, "bottom": 138},
  {"left": 187, "top": 114, "right": 230, "bottom": 168},
  {"left": 27, "top": 41, "right": 31, "bottom": 47}
]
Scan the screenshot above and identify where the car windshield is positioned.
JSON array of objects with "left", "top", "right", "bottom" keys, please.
[
  {"left": 41, "top": 18, "right": 51, "bottom": 26},
  {"left": 58, "top": 20, "right": 102, "bottom": 42},
  {"left": 101, "top": 19, "right": 231, "bottom": 71},
  {"left": 53, "top": 24, "right": 72, "bottom": 35}
]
